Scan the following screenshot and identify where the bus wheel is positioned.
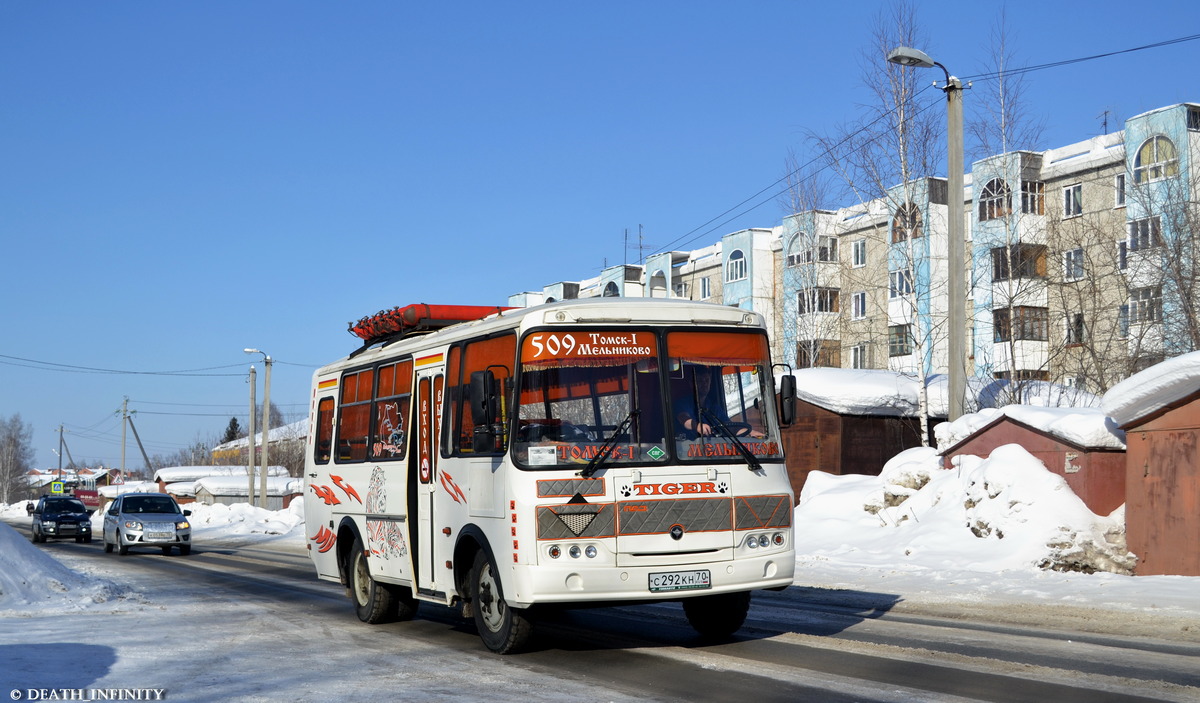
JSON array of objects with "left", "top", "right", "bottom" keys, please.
[
  {"left": 471, "top": 551, "right": 531, "bottom": 654},
  {"left": 683, "top": 591, "right": 751, "bottom": 638},
  {"left": 349, "top": 537, "right": 395, "bottom": 624}
]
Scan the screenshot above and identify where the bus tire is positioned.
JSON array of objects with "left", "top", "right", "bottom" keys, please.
[
  {"left": 349, "top": 537, "right": 396, "bottom": 624},
  {"left": 471, "top": 550, "right": 531, "bottom": 654},
  {"left": 683, "top": 591, "right": 751, "bottom": 638}
]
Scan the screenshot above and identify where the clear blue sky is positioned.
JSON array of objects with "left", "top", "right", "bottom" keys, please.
[{"left": 2, "top": 1, "right": 1197, "bottom": 470}]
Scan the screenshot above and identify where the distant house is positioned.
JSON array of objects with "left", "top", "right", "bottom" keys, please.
[
  {"left": 1103, "top": 352, "right": 1200, "bottom": 577},
  {"left": 211, "top": 420, "right": 307, "bottom": 468},
  {"left": 193, "top": 476, "right": 304, "bottom": 511},
  {"left": 937, "top": 406, "right": 1126, "bottom": 516}
]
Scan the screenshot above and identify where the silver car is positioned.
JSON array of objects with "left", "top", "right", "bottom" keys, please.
[{"left": 102, "top": 492, "right": 193, "bottom": 556}]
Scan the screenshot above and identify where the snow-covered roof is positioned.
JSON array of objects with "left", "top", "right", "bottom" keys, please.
[
  {"left": 1102, "top": 351, "right": 1200, "bottom": 427},
  {"left": 212, "top": 419, "right": 307, "bottom": 452},
  {"left": 194, "top": 476, "right": 303, "bottom": 497},
  {"left": 793, "top": 368, "right": 927, "bottom": 417},
  {"left": 935, "top": 406, "right": 1126, "bottom": 452},
  {"left": 789, "top": 371, "right": 1099, "bottom": 420},
  {"left": 97, "top": 482, "right": 161, "bottom": 498},
  {"left": 153, "top": 465, "right": 290, "bottom": 482}
]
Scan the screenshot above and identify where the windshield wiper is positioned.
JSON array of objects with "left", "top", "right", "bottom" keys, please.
[
  {"left": 581, "top": 410, "right": 639, "bottom": 478},
  {"left": 701, "top": 408, "right": 763, "bottom": 472}
]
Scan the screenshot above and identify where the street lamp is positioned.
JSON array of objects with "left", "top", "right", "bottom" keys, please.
[
  {"left": 245, "top": 348, "right": 273, "bottom": 508},
  {"left": 887, "top": 46, "right": 966, "bottom": 421}
]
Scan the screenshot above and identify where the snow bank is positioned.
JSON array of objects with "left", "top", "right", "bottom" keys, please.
[
  {"left": 1102, "top": 350, "right": 1200, "bottom": 426},
  {"left": 186, "top": 500, "right": 305, "bottom": 538},
  {"left": 934, "top": 405, "right": 1125, "bottom": 451},
  {"left": 792, "top": 368, "right": 923, "bottom": 416},
  {"left": 795, "top": 445, "right": 1134, "bottom": 574},
  {"left": 0, "top": 522, "right": 133, "bottom": 615}
]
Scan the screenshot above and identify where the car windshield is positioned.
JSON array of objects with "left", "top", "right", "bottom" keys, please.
[
  {"left": 513, "top": 328, "right": 782, "bottom": 469},
  {"left": 44, "top": 499, "right": 87, "bottom": 514},
  {"left": 122, "top": 496, "right": 180, "bottom": 514}
]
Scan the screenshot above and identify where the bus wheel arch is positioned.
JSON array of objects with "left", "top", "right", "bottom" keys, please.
[{"left": 335, "top": 518, "right": 363, "bottom": 591}]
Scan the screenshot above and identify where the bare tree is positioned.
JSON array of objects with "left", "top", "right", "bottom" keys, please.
[{"left": 0, "top": 414, "right": 36, "bottom": 503}]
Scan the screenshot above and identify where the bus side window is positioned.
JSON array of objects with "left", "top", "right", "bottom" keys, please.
[
  {"left": 336, "top": 367, "right": 373, "bottom": 463},
  {"left": 315, "top": 397, "right": 335, "bottom": 464},
  {"left": 452, "top": 333, "right": 515, "bottom": 455}
]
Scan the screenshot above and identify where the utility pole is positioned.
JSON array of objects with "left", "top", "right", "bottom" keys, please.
[
  {"left": 259, "top": 355, "right": 272, "bottom": 509},
  {"left": 120, "top": 397, "right": 128, "bottom": 478},
  {"left": 247, "top": 365, "right": 257, "bottom": 506}
]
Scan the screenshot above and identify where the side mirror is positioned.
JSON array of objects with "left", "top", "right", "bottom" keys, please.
[
  {"left": 470, "top": 370, "right": 498, "bottom": 452},
  {"left": 183, "top": 509, "right": 192, "bottom": 517},
  {"left": 778, "top": 374, "right": 797, "bottom": 426}
]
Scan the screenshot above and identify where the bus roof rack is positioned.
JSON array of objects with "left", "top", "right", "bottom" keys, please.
[{"left": 348, "top": 303, "right": 511, "bottom": 356}]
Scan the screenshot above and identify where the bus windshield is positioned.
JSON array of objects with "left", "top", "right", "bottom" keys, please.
[{"left": 513, "top": 329, "right": 782, "bottom": 470}]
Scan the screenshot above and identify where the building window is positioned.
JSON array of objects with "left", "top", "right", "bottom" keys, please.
[
  {"left": 700, "top": 276, "right": 711, "bottom": 299},
  {"left": 1021, "top": 180, "right": 1045, "bottom": 215},
  {"left": 1063, "top": 183, "right": 1082, "bottom": 218},
  {"left": 785, "top": 235, "right": 804, "bottom": 267},
  {"left": 1189, "top": 108, "right": 1200, "bottom": 131},
  {"left": 1066, "top": 312, "right": 1086, "bottom": 345},
  {"left": 1117, "top": 240, "right": 1128, "bottom": 271},
  {"left": 798, "top": 287, "right": 840, "bottom": 315},
  {"left": 993, "top": 306, "right": 1049, "bottom": 342},
  {"left": 851, "top": 343, "right": 870, "bottom": 369},
  {"left": 991, "top": 243, "right": 1047, "bottom": 281},
  {"left": 1118, "top": 303, "right": 1130, "bottom": 338},
  {"left": 1063, "top": 248, "right": 1085, "bottom": 281},
  {"left": 797, "top": 340, "right": 841, "bottom": 368},
  {"left": 672, "top": 281, "right": 690, "bottom": 298},
  {"left": 888, "top": 325, "right": 912, "bottom": 357},
  {"left": 1114, "top": 173, "right": 1126, "bottom": 208},
  {"left": 851, "top": 291, "right": 867, "bottom": 320},
  {"left": 888, "top": 269, "right": 914, "bottom": 298},
  {"left": 1133, "top": 135, "right": 1179, "bottom": 184},
  {"left": 852, "top": 239, "right": 867, "bottom": 267},
  {"left": 994, "top": 369, "right": 1050, "bottom": 382},
  {"left": 817, "top": 235, "right": 838, "bottom": 263},
  {"left": 603, "top": 281, "right": 619, "bottom": 297},
  {"left": 979, "top": 178, "right": 1011, "bottom": 222},
  {"left": 1129, "top": 216, "right": 1162, "bottom": 251},
  {"left": 726, "top": 250, "right": 747, "bottom": 282},
  {"left": 1129, "top": 286, "right": 1163, "bottom": 324},
  {"left": 892, "top": 203, "right": 922, "bottom": 243}
]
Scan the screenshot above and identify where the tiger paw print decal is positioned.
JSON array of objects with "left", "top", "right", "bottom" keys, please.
[
  {"left": 717, "top": 481, "right": 728, "bottom": 494},
  {"left": 619, "top": 484, "right": 633, "bottom": 497}
]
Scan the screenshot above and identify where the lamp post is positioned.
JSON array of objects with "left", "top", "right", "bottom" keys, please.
[
  {"left": 245, "top": 348, "right": 272, "bottom": 508},
  {"left": 887, "top": 46, "right": 966, "bottom": 421}
]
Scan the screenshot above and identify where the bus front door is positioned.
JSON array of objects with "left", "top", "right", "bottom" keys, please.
[{"left": 411, "top": 369, "right": 444, "bottom": 597}]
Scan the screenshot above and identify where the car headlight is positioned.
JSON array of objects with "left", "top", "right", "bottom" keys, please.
[
  {"left": 176, "top": 521, "right": 190, "bottom": 529},
  {"left": 123, "top": 520, "right": 143, "bottom": 530}
]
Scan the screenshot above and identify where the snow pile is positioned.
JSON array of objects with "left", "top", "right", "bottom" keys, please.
[
  {"left": 186, "top": 499, "right": 305, "bottom": 538},
  {"left": 795, "top": 445, "right": 1134, "bottom": 575},
  {"left": 1102, "top": 349, "right": 1200, "bottom": 426},
  {"left": 0, "top": 522, "right": 133, "bottom": 615},
  {"left": 934, "top": 405, "right": 1126, "bottom": 450}
]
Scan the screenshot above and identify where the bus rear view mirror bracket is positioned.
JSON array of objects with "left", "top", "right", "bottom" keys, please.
[{"left": 774, "top": 364, "right": 796, "bottom": 426}]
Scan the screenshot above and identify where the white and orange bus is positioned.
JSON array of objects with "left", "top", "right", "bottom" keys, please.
[{"left": 304, "top": 299, "right": 797, "bottom": 653}]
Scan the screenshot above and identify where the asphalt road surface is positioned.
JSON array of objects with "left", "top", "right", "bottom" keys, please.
[{"left": 4, "top": 519, "right": 1198, "bottom": 703}]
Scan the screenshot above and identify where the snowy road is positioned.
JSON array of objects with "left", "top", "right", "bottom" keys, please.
[{"left": 3, "top": 520, "right": 1197, "bottom": 703}]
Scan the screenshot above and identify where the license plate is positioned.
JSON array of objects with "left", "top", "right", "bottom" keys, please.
[
  {"left": 147, "top": 532, "right": 173, "bottom": 540},
  {"left": 648, "top": 569, "right": 711, "bottom": 593}
]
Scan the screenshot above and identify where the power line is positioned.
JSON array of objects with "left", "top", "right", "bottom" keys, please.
[{"left": 0, "top": 353, "right": 246, "bottom": 376}]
